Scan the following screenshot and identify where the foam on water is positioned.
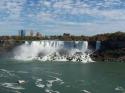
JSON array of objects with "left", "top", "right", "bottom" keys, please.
[
  {"left": 115, "top": 86, "right": 125, "bottom": 93},
  {"left": 0, "top": 83, "right": 25, "bottom": 90},
  {"left": 35, "top": 78, "right": 45, "bottom": 88},
  {"left": 0, "top": 69, "right": 16, "bottom": 77},
  {"left": 47, "top": 75, "right": 64, "bottom": 84},
  {"left": 45, "top": 89, "right": 60, "bottom": 93},
  {"left": 44, "top": 75, "right": 63, "bottom": 93},
  {"left": 14, "top": 40, "right": 94, "bottom": 63},
  {"left": 34, "top": 76, "right": 63, "bottom": 93},
  {"left": 81, "top": 90, "right": 91, "bottom": 93}
]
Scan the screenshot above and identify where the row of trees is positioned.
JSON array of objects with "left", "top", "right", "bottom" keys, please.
[
  {"left": 90, "top": 31, "right": 125, "bottom": 41},
  {"left": 0, "top": 31, "right": 125, "bottom": 41},
  {"left": 47, "top": 31, "right": 125, "bottom": 41}
]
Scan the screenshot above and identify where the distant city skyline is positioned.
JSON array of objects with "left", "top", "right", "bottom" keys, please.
[{"left": 0, "top": 0, "right": 125, "bottom": 36}]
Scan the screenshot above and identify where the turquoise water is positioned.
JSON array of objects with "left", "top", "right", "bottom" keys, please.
[{"left": 0, "top": 59, "right": 125, "bottom": 93}]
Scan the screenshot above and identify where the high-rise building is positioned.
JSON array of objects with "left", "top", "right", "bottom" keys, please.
[
  {"left": 36, "top": 32, "right": 42, "bottom": 37},
  {"left": 63, "top": 33, "right": 70, "bottom": 37},
  {"left": 19, "top": 30, "right": 26, "bottom": 37},
  {"left": 30, "top": 30, "right": 34, "bottom": 36}
]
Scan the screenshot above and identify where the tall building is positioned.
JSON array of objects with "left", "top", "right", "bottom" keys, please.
[
  {"left": 30, "top": 30, "right": 34, "bottom": 36},
  {"left": 36, "top": 32, "right": 42, "bottom": 37},
  {"left": 63, "top": 33, "right": 70, "bottom": 37},
  {"left": 19, "top": 30, "right": 26, "bottom": 37}
]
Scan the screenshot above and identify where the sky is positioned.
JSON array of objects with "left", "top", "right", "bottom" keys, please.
[{"left": 0, "top": 0, "right": 125, "bottom": 36}]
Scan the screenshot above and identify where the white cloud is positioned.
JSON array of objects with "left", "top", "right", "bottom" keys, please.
[
  {"left": 36, "top": 12, "right": 58, "bottom": 22},
  {"left": 0, "top": 0, "right": 26, "bottom": 20},
  {"left": 38, "top": 20, "right": 125, "bottom": 35},
  {"left": 43, "top": 1, "right": 51, "bottom": 7},
  {"left": 45, "top": 0, "right": 124, "bottom": 21},
  {"left": 0, "top": 0, "right": 124, "bottom": 35},
  {"left": 104, "top": 0, "right": 121, "bottom": 5}
]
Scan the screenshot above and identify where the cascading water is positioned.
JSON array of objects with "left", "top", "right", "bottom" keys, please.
[
  {"left": 13, "top": 40, "right": 94, "bottom": 63},
  {"left": 96, "top": 41, "right": 101, "bottom": 50}
]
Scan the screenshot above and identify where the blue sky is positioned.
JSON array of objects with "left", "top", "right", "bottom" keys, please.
[{"left": 0, "top": 0, "right": 125, "bottom": 36}]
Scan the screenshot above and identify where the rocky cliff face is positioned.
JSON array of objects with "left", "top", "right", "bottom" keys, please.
[
  {"left": 91, "top": 40, "right": 125, "bottom": 62},
  {"left": 101, "top": 40, "right": 125, "bottom": 50}
]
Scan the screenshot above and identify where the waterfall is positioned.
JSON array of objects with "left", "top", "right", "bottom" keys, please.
[
  {"left": 13, "top": 40, "right": 94, "bottom": 63},
  {"left": 96, "top": 41, "right": 101, "bottom": 50}
]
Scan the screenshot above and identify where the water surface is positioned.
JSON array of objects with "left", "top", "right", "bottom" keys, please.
[{"left": 0, "top": 59, "right": 125, "bottom": 93}]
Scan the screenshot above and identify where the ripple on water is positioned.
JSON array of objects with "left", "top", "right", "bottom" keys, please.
[
  {"left": 16, "top": 71, "right": 29, "bottom": 74},
  {"left": 12, "top": 90, "right": 22, "bottom": 93},
  {"left": 0, "top": 74, "right": 7, "bottom": 78},
  {"left": 35, "top": 78, "right": 45, "bottom": 88},
  {"left": 34, "top": 75, "right": 63, "bottom": 93},
  {"left": 115, "top": 86, "right": 125, "bottom": 93},
  {"left": 0, "top": 83, "right": 25, "bottom": 90},
  {"left": 81, "top": 90, "right": 91, "bottom": 93},
  {"left": 0, "top": 69, "right": 16, "bottom": 77},
  {"left": 47, "top": 76, "right": 64, "bottom": 86},
  {"left": 45, "top": 71, "right": 62, "bottom": 76},
  {"left": 44, "top": 76, "right": 64, "bottom": 93},
  {"left": 45, "top": 89, "right": 60, "bottom": 93}
]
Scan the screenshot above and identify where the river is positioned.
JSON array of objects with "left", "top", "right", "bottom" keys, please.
[{"left": 0, "top": 59, "right": 125, "bottom": 93}]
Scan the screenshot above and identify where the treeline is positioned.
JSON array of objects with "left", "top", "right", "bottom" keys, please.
[
  {"left": 0, "top": 31, "right": 125, "bottom": 41},
  {"left": 90, "top": 31, "right": 125, "bottom": 41},
  {"left": 0, "top": 36, "right": 43, "bottom": 41},
  {"left": 47, "top": 31, "right": 125, "bottom": 41}
]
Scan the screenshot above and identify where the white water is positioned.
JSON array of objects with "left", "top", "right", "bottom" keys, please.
[
  {"left": 14, "top": 40, "right": 94, "bottom": 63},
  {"left": 0, "top": 83, "right": 25, "bottom": 90}
]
